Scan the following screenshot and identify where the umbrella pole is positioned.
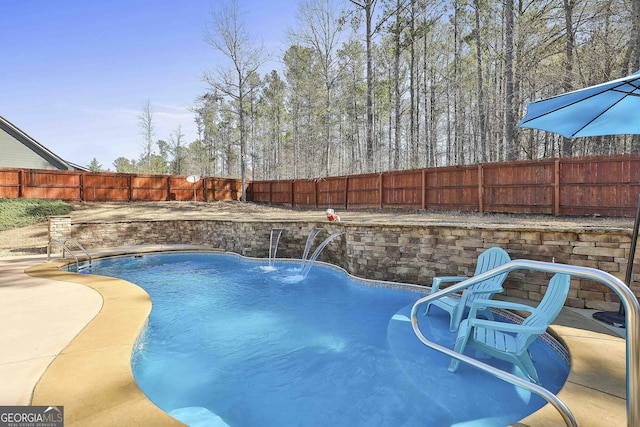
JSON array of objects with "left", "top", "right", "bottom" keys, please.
[{"left": 592, "top": 193, "right": 640, "bottom": 328}]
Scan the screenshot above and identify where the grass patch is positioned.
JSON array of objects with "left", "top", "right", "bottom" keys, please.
[{"left": 0, "top": 199, "right": 73, "bottom": 231}]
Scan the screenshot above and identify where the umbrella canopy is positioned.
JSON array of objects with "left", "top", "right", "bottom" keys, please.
[{"left": 518, "top": 70, "right": 640, "bottom": 138}]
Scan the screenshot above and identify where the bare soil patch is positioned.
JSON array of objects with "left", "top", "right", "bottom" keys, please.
[{"left": 0, "top": 201, "right": 633, "bottom": 257}]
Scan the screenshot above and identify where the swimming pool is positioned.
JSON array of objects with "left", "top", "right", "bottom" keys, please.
[{"left": 87, "top": 252, "right": 569, "bottom": 427}]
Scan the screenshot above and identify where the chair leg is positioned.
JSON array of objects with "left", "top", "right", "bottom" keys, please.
[
  {"left": 448, "top": 325, "right": 472, "bottom": 372},
  {"left": 424, "top": 302, "right": 432, "bottom": 316},
  {"left": 516, "top": 354, "right": 540, "bottom": 384},
  {"left": 449, "top": 308, "right": 462, "bottom": 332}
]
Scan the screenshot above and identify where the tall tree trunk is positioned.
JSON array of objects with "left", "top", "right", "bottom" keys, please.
[
  {"left": 409, "top": 0, "right": 417, "bottom": 167},
  {"left": 365, "top": 1, "right": 375, "bottom": 171},
  {"left": 394, "top": 0, "right": 402, "bottom": 170},
  {"left": 238, "top": 79, "right": 247, "bottom": 201},
  {"left": 474, "top": 0, "right": 487, "bottom": 162},
  {"left": 562, "top": 0, "right": 575, "bottom": 157},
  {"left": 451, "top": 0, "right": 459, "bottom": 165},
  {"left": 504, "top": 0, "right": 517, "bottom": 161}
]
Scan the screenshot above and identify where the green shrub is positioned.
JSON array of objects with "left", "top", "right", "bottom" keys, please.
[{"left": 0, "top": 199, "right": 73, "bottom": 231}]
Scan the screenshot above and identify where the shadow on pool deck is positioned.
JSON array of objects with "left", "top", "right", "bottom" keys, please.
[{"left": 0, "top": 245, "right": 628, "bottom": 427}]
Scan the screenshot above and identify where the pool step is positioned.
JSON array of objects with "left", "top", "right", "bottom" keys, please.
[{"left": 168, "top": 407, "right": 229, "bottom": 427}]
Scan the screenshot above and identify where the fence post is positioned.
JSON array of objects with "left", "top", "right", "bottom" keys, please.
[
  {"left": 554, "top": 159, "right": 561, "bottom": 216},
  {"left": 79, "top": 173, "right": 85, "bottom": 202},
  {"left": 212, "top": 178, "right": 218, "bottom": 201},
  {"left": 314, "top": 179, "right": 318, "bottom": 208},
  {"left": 267, "top": 181, "right": 272, "bottom": 204},
  {"left": 422, "top": 169, "right": 427, "bottom": 210},
  {"left": 379, "top": 173, "right": 384, "bottom": 209},
  {"left": 344, "top": 177, "right": 349, "bottom": 210},
  {"left": 18, "top": 169, "right": 24, "bottom": 198},
  {"left": 290, "top": 180, "right": 294, "bottom": 206},
  {"left": 127, "top": 175, "right": 133, "bottom": 202},
  {"left": 478, "top": 164, "right": 484, "bottom": 213}
]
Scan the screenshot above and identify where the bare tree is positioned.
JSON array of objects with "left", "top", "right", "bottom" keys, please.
[
  {"left": 348, "top": 0, "right": 378, "bottom": 172},
  {"left": 203, "top": 0, "right": 267, "bottom": 201},
  {"left": 138, "top": 99, "right": 155, "bottom": 173},
  {"left": 291, "top": 0, "right": 347, "bottom": 176},
  {"left": 169, "top": 125, "right": 186, "bottom": 175}
]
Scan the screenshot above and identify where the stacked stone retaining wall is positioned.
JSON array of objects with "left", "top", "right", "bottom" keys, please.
[{"left": 65, "top": 218, "right": 637, "bottom": 311}]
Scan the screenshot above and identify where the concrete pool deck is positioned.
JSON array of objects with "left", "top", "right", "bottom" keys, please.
[{"left": 0, "top": 246, "right": 628, "bottom": 426}]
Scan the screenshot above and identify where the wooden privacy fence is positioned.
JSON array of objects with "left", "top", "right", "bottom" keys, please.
[
  {"left": 0, "top": 169, "right": 243, "bottom": 202},
  {"left": 3, "top": 154, "right": 640, "bottom": 217},
  {"left": 249, "top": 154, "right": 640, "bottom": 217}
]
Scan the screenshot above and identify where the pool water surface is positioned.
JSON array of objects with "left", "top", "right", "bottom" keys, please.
[{"left": 87, "top": 252, "right": 569, "bottom": 427}]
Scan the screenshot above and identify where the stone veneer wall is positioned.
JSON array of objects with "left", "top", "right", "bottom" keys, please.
[
  {"left": 68, "top": 219, "right": 637, "bottom": 311},
  {"left": 47, "top": 216, "right": 72, "bottom": 254}
]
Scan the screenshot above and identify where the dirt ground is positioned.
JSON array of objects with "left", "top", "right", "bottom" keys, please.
[{"left": 0, "top": 200, "right": 634, "bottom": 257}]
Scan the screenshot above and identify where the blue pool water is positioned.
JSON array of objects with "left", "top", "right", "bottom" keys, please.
[{"left": 87, "top": 252, "right": 569, "bottom": 427}]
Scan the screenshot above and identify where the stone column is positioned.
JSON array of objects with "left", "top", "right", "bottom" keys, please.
[{"left": 48, "top": 216, "right": 72, "bottom": 255}]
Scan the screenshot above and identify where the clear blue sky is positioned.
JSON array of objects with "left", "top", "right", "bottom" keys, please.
[{"left": 0, "top": 0, "right": 298, "bottom": 170}]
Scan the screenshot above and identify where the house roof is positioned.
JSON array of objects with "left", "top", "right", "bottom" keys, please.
[{"left": 0, "top": 115, "right": 88, "bottom": 171}]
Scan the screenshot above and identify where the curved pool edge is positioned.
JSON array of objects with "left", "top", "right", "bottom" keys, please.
[
  {"left": 26, "top": 253, "right": 188, "bottom": 427},
  {"left": 513, "top": 322, "right": 626, "bottom": 427},
  {"left": 25, "top": 248, "right": 627, "bottom": 427}
]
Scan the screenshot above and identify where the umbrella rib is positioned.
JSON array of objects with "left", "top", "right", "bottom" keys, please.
[
  {"left": 612, "top": 89, "right": 640, "bottom": 97},
  {"left": 570, "top": 88, "right": 636, "bottom": 137},
  {"left": 521, "top": 83, "right": 621, "bottom": 125}
]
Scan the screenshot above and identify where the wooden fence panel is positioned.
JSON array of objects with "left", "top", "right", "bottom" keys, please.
[
  {"left": 482, "top": 160, "right": 555, "bottom": 214},
  {"left": 269, "top": 181, "right": 293, "bottom": 205},
  {"left": 0, "top": 170, "right": 20, "bottom": 198},
  {"left": 559, "top": 155, "right": 640, "bottom": 217},
  {"left": 347, "top": 173, "right": 380, "bottom": 209},
  {"left": 22, "top": 170, "right": 81, "bottom": 200},
  {"left": 83, "top": 173, "right": 130, "bottom": 201},
  {"left": 293, "top": 180, "right": 317, "bottom": 207},
  {"left": 130, "top": 175, "right": 168, "bottom": 201},
  {"left": 248, "top": 181, "right": 272, "bottom": 203},
  {"left": 425, "top": 165, "right": 478, "bottom": 211},
  {"left": 382, "top": 170, "right": 423, "bottom": 209},
  {"left": 317, "top": 177, "right": 347, "bottom": 208},
  {"left": 167, "top": 176, "right": 200, "bottom": 201},
  {"left": 209, "top": 178, "right": 241, "bottom": 201}
]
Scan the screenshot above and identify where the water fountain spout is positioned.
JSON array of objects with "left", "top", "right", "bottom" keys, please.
[
  {"left": 301, "top": 232, "right": 345, "bottom": 278},
  {"left": 269, "top": 228, "right": 284, "bottom": 267},
  {"left": 301, "top": 228, "right": 324, "bottom": 267}
]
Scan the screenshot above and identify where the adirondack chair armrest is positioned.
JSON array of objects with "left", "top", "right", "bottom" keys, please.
[
  {"left": 430, "top": 276, "right": 469, "bottom": 293},
  {"left": 469, "top": 298, "right": 536, "bottom": 316},
  {"left": 458, "top": 285, "right": 503, "bottom": 305},
  {"left": 467, "top": 318, "right": 546, "bottom": 335},
  {"left": 468, "top": 298, "right": 533, "bottom": 319}
]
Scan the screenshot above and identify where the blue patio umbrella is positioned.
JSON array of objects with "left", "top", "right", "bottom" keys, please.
[
  {"left": 518, "top": 71, "right": 640, "bottom": 328},
  {"left": 517, "top": 70, "right": 640, "bottom": 138}
]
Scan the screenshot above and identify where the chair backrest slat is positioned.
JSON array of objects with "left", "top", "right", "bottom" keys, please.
[
  {"left": 516, "top": 273, "right": 570, "bottom": 348},
  {"left": 467, "top": 247, "right": 511, "bottom": 303}
]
